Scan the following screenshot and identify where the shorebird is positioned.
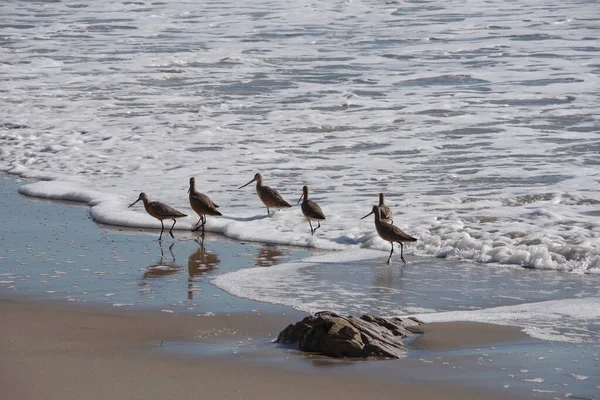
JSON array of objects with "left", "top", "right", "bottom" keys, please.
[
  {"left": 238, "top": 173, "right": 291, "bottom": 215},
  {"left": 361, "top": 205, "right": 417, "bottom": 265},
  {"left": 378, "top": 193, "right": 393, "bottom": 224},
  {"left": 297, "top": 185, "right": 326, "bottom": 235},
  {"left": 128, "top": 192, "right": 187, "bottom": 241},
  {"left": 188, "top": 177, "right": 222, "bottom": 236}
]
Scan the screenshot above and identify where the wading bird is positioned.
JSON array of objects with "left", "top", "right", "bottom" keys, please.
[
  {"left": 361, "top": 205, "right": 416, "bottom": 264},
  {"left": 297, "top": 185, "right": 326, "bottom": 235},
  {"left": 128, "top": 192, "right": 187, "bottom": 241},
  {"left": 238, "top": 173, "right": 291, "bottom": 215},
  {"left": 188, "top": 177, "right": 222, "bottom": 236}
]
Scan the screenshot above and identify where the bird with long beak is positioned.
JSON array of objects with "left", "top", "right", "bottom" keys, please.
[
  {"left": 238, "top": 173, "right": 291, "bottom": 215},
  {"left": 361, "top": 205, "right": 416, "bottom": 264},
  {"left": 297, "top": 185, "right": 326, "bottom": 235},
  {"left": 188, "top": 177, "right": 222, "bottom": 236},
  {"left": 128, "top": 192, "right": 187, "bottom": 241}
]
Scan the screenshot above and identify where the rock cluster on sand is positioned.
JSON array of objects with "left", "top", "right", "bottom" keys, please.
[{"left": 276, "top": 311, "right": 424, "bottom": 359}]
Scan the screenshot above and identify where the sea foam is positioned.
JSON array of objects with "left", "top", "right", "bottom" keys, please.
[{"left": 213, "top": 250, "right": 600, "bottom": 343}]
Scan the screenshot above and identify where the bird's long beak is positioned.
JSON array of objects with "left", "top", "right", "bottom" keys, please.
[
  {"left": 360, "top": 210, "right": 374, "bottom": 220},
  {"left": 128, "top": 199, "right": 140, "bottom": 208},
  {"left": 238, "top": 178, "right": 256, "bottom": 189},
  {"left": 297, "top": 193, "right": 304, "bottom": 205}
]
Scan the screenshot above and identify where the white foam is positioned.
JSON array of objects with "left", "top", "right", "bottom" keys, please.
[
  {"left": 213, "top": 250, "right": 600, "bottom": 343},
  {"left": 411, "top": 297, "right": 600, "bottom": 343},
  {"left": 11, "top": 176, "right": 600, "bottom": 273},
  {"left": 213, "top": 249, "right": 389, "bottom": 314}
]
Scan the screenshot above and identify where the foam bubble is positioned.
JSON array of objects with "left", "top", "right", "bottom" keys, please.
[{"left": 412, "top": 297, "right": 600, "bottom": 343}]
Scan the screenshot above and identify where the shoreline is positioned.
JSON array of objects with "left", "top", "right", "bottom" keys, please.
[
  {"left": 0, "top": 174, "right": 315, "bottom": 315},
  {"left": 2, "top": 174, "right": 598, "bottom": 399}
]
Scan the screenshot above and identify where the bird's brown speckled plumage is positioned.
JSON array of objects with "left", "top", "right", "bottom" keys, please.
[
  {"left": 362, "top": 205, "right": 416, "bottom": 264},
  {"left": 128, "top": 192, "right": 187, "bottom": 241},
  {"left": 378, "top": 193, "right": 393, "bottom": 224},
  {"left": 297, "top": 185, "right": 326, "bottom": 235},
  {"left": 188, "top": 177, "right": 222, "bottom": 235},
  {"left": 239, "top": 173, "right": 291, "bottom": 215}
]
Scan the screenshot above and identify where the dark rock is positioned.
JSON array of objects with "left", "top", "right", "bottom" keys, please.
[{"left": 276, "top": 311, "right": 424, "bottom": 359}]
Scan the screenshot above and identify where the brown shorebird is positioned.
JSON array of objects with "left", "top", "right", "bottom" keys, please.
[
  {"left": 297, "top": 185, "right": 326, "bottom": 235},
  {"left": 128, "top": 192, "right": 187, "bottom": 241},
  {"left": 378, "top": 193, "right": 393, "bottom": 224},
  {"left": 188, "top": 177, "right": 222, "bottom": 236},
  {"left": 361, "top": 205, "right": 416, "bottom": 265},
  {"left": 238, "top": 173, "right": 291, "bottom": 215}
]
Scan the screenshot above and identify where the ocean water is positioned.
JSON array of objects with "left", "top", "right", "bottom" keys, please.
[
  {"left": 1, "top": 0, "right": 600, "bottom": 344},
  {"left": 2, "top": 0, "right": 599, "bottom": 272}
]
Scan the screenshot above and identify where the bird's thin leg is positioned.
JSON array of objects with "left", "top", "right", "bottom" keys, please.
[
  {"left": 169, "top": 218, "right": 177, "bottom": 238},
  {"left": 159, "top": 220, "right": 165, "bottom": 241},
  {"left": 192, "top": 217, "right": 202, "bottom": 231},
  {"left": 314, "top": 221, "right": 321, "bottom": 233},
  {"left": 308, "top": 219, "right": 314, "bottom": 235},
  {"left": 192, "top": 215, "right": 205, "bottom": 233},
  {"left": 387, "top": 243, "right": 394, "bottom": 264},
  {"left": 266, "top": 206, "right": 270, "bottom": 215},
  {"left": 201, "top": 215, "right": 206, "bottom": 237},
  {"left": 400, "top": 242, "right": 406, "bottom": 265}
]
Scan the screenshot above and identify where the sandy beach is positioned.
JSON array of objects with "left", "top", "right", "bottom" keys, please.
[
  {"left": 1, "top": 296, "right": 527, "bottom": 400},
  {"left": 1, "top": 175, "right": 598, "bottom": 400},
  {"left": 2, "top": 0, "right": 600, "bottom": 397}
]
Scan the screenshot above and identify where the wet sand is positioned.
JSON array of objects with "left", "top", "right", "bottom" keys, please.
[
  {"left": 1, "top": 296, "right": 525, "bottom": 400},
  {"left": 412, "top": 322, "right": 527, "bottom": 350}
]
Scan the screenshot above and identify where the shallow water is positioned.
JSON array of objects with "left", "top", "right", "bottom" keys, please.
[
  {"left": 213, "top": 249, "right": 600, "bottom": 343},
  {"left": 0, "top": 176, "right": 312, "bottom": 314},
  {"left": 161, "top": 336, "right": 600, "bottom": 400}
]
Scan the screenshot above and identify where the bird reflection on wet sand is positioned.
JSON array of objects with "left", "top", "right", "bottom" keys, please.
[
  {"left": 141, "top": 242, "right": 180, "bottom": 280},
  {"left": 256, "top": 244, "right": 288, "bottom": 268},
  {"left": 187, "top": 237, "right": 220, "bottom": 300}
]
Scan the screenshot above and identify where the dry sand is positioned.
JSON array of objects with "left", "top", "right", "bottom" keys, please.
[{"left": 0, "top": 296, "right": 527, "bottom": 400}]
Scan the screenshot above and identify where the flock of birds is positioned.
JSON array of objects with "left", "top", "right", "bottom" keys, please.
[{"left": 128, "top": 173, "right": 417, "bottom": 264}]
